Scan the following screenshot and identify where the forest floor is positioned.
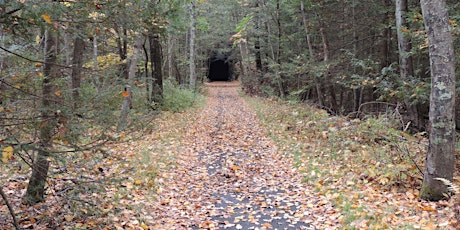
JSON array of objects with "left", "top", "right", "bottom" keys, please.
[{"left": 1, "top": 81, "right": 459, "bottom": 229}]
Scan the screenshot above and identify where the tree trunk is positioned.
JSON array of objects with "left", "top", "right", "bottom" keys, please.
[
  {"left": 261, "top": 0, "right": 275, "bottom": 61},
  {"left": 315, "top": 84, "right": 324, "bottom": 107},
  {"left": 351, "top": 0, "right": 358, "bottom": 57},
  {"left": 395, "top": 0, "right": 419, "bottom": 128},
  {"left": 380, "top": 0, "right": 391, "bottom": 69},
  {"left": 118, "top": 36, "right": 144, "bottom": 131},
  {"left": 63, "top": 31, "right": 71, "bottom": 77},
  {"left": 353, "top": 88, "right": 360, "bottom": 112},
  {"left": 301, "top": 1, "right": 324, "bottom": 106},
  {"left": 318, "top": 17, "right": 337, "bottom": 111},
  {"left": 300, "top": 1, "right": 314, "bottom": 60},
  {"left": 93, "top": 30, "right": 101, "bottom": 96},
  {"left": 319, "top": 26, "right": 329, "bottom": 62},
  {"left": 71, "top": 36, "right": 85, "bottom": 109},
  {"left": 419, "top": 0, "right": 456, "bottom": 201},
  {"left": 117, "top": 28, "right": 129, "bottom": 80},
  {"left": 167, "top": 35, "right": 174, "bottom": 79},
  {"left": 189, "top": 1, "right": 197, "bottom": 90},
  {"left": 143, "top": 42, "right": 150, "bottom": 103},
  {"left": 239, "top": 40, "right": 250, "bottom": 79},
  {"left": 254, "top": 4, "right": 263, "bottom": 73},
  {"left": 253, "top": 1, "right": 263, "bottom": 73},
  {"left": 150, "top": 33, "right": 163, "bottom": 103},
  {"left": 275, "top": 0, "right": 281, "bottom": 64},
  {"left": 351, "top": 0, "right": 361, "bottom": 112},
  {"left": 24, "top": 29, "right": 59, "bottom": 205},
  {"left": 395, "top": 0, "right": 413, "bottom": 78}
]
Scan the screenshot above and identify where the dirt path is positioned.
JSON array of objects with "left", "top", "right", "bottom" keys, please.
[{"left": 151, "top": 82, "right": 339, "bottom": 229}]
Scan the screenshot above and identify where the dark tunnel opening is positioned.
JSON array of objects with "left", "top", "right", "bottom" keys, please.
[
  {"left": 208, "top": 50, "right": 234, "bottom": 82},
  {"left": 208, "top": 59, "right": 230, "bottom": 81}
]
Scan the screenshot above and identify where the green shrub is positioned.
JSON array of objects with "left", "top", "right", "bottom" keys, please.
[{"left": 160, "top": 80, "right": 205, "bottom": 112}]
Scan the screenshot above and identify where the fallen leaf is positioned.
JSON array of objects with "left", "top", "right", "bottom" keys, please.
[
  {"left": 2, "top": 146, "right": 13, "bottom": 163},
  {"left": 121, "top": 91, "right": 130, "bottom": 97},
  {"left": 42, "top": 13, "right": 52, "bottom": 24},
  {"left": 64, "top": 215, "right": 73, "bottom": 222}
]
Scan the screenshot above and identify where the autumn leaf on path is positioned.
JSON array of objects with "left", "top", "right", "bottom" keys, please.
[{"left": 149, "top": 82, "right": 334, "bottom": 229}]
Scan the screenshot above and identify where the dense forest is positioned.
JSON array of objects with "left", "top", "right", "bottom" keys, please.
[{"left": 0, "top": 0, "right": 459, "bottom": 229}]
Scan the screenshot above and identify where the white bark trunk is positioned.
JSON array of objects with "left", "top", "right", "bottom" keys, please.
[
  {"left": 118, "top": 36, "right": 144, "bottom": 131},
  {"left": 396, "top": 0, "right": 419, "bottom": 128},
  {"left": 420, "top": 0, "right": 456, "bottom": 201},
  {"left": 395, "top": 0, "right": 413, "bottom": 79}
]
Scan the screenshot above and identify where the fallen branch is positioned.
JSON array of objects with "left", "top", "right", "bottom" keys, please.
[{"left": 0, "top": 186, "right": 21, "bottom": 230}]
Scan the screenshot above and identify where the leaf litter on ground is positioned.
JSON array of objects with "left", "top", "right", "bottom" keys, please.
[
  {"left": 151, "top": 81, "right": 337, "bottom": 229},
  {"left": 1, "top": 104, "right": 202, "bottom": 229},
  {"left": 247, "top": 94, "right": 460, "bottom": 229},
  {"left": 1, "top": 81, "right": 459, "bottom": 229}
]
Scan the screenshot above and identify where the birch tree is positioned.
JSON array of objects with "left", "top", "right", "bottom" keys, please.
[
  {"left": 395, "top": 0, "right": 419, "bottom": 128},
  {"left": 118, "top": 36, "right": 144, "bottom": 131},
  {"left": 419, "top": 0, "right": 456, "bottom": 201}
]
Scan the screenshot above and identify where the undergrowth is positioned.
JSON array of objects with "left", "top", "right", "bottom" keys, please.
[
  {"left": 0, "top": 82, "right": 206, "bottom": 229},
  {"left": 246, "top": 95, "right": 459, "bottom": 229},
  {"left": 159, "top": 80, "right": 205, "bottom": 112}
]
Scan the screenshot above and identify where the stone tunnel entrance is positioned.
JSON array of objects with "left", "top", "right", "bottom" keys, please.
[{"left": 208, "top": 51, "right": 233, "bottom": 82}]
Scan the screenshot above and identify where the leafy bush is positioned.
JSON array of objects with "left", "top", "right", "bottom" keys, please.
[{"left": 160, "top": 80, "right": 205, "bottom": 112}]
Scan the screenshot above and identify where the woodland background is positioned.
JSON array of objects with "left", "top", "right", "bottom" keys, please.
[{"left": 0, "top": 0, "right": 459, "bottom": 229}]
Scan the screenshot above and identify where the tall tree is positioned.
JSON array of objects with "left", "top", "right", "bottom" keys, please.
[
  {"left": 254, "top": 1, "right": 263, "bottom": 72},
  {"left": 300, "top": 1, "right": 314, "bottom": 61},
  {"left": 189, "top": 1, "right": 197, "bottom": 90},
  {"left": 419, "top": 0, "right": 456, "bottom": 201},
  {"left": 118, "top": 36, "right": 144, "bottom": 131},
  {"left": 380, "top": 0, "right": 392, "bottom": 69},
  {"left": 71, "top": 35, "right": 85, "bottom": 109},
  {"left": 395, "top": 0, "right": 419, "bottom": 128},
  {"left": 23, "top": 29, "right": 59, "bottom": 205},
  {"left": 150, "top": 33, "right": 163, "bottom": 103}
]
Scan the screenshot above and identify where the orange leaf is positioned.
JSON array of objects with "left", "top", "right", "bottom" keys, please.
[
  {"left": 41, "top": 14, "right": 52, "bottom": 24},
  {"left": 121, "top": 91, "right": 130, "bottom": 97},
  {"left": 54, "top": 90, "right": 61, "bottom": 97},
  {"left": 262, "top": 223, "right": 273, "bottom": 228},
  {"left": 422, "top": 206, "right": 437, "bottom": 212},
  {"left": 160, "top": 199, "right": 170, "bottom": 205}
]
